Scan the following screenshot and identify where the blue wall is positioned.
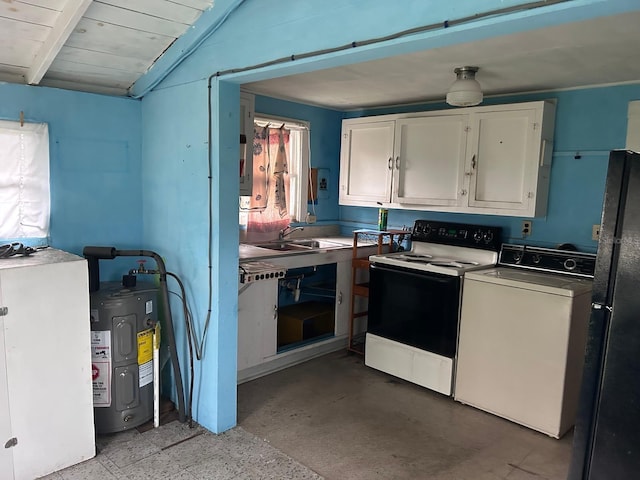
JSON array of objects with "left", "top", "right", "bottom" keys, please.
[
  {"left": 137, "top": 0, "right": 640, "bottom": 433},
  {"left": 2, "top": 0, "right": 638, "bottom": 437},
  {"left": 0, "top": 83, "right": 142, "bottom": 277},
  {"left": 140, "top": 79, "right": 241, "bottom": 430},
  {"left": 252, "top": 84, "right": 640, "bottom": 253},
  {"left": 339, "top": 84, "right": 640, "bottom": 253},
  {"left": 255, "top": 95, "right": 343, "bottom": 223}
]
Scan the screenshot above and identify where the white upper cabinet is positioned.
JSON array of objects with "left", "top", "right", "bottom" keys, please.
[
  {"left": 339, "top": 120, "right": 395, "bottom": 205},
  {"left": 239, "top": 92, "right": 255, "bottom": 196},
  {"left": 393, "top": 115, "right": 467, "bottom": 206},
  {"left": 338, "top": 100, "right": 556, "bottom": 217},
  {"left": 465, "top": 103, "right": 555, "bottom": 216}
]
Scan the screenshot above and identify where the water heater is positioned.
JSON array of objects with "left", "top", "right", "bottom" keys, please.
[
  {"left": 90, "top": 282, "right": 157, "bottom": 433},
  {"left": 83, "top": 245, "right": 186, "bottom": 431}
]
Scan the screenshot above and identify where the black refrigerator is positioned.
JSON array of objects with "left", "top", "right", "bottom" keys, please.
[{"left": 569, "top": 150, "right": 640, "bottom": 479}]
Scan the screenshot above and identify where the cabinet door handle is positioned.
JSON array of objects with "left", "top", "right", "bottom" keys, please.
[
  {"left": 388, "top": 157, "right": 393, "bottom": 170},
  {"left": 338, "top": 292, "right": 343, "bottom": 305},
  {"left": 395, "top": 156, "right": 400, "bottom": 170},
  {"left": 4, "top": 437, "right": 17, "bottom": 449},
  {"left": 460, "top": 189, "right": 467, "bottom": 196},
  {"left": 273, "top": 305, "right": 277, "bottom": 320},
  {"left": 471, "top": 154, "right": 476, "bottom": 170}
]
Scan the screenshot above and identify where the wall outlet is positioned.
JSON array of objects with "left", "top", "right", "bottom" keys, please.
[
  {"left": 306, "top": 213, "right": 317, "bottom": 224},
  {"left": 592, "top": 224, "right": 601, "bottom": 241},
  {"left": 521, "top": 220, "right": 532, "bottom": 237}
]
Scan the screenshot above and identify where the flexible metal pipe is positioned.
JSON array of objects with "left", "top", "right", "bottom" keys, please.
[
  {"left": 82, "top": 246, "right": 187, "bottom": 424},
  {"left": 114, "top": 249, "right": 186, "bottom": 424}
]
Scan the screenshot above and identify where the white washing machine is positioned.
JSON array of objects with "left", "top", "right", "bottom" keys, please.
[{"left": 454, "top": 248, "right": 595, "bottom": 439}]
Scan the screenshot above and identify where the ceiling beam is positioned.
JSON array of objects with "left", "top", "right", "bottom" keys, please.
[
  {"left": 26, "top": 0, "right": 93, "bottom": 85},
  {"left": 39, "top": 77, "right": 128, "bottom": 97}
]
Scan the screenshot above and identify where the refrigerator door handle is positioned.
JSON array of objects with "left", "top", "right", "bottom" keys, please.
[{"left": 592, "top": 302, "right": 613, "bottom": 313}]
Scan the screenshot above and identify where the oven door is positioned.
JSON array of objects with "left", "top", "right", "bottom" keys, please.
[{"left": 368, "top": 263, "right": 461, "bottom": 358}]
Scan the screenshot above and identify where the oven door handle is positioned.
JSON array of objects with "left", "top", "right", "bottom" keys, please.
[{"left": 370, "top": 263, "right": 458, "bottom": 285}]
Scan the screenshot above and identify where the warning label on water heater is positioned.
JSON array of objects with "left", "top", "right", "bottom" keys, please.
[
  {"left": 138, "top": 329, "right": 154, "bottom": 388},
  {"left": 91, "top": 330, "right": 112, "bottom": 407}
]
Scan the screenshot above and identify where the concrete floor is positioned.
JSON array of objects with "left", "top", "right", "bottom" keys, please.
[
  {"left": 41, "top": 419, "right": 321, "bottom": 479},
  {"left": 238, "top": 350, "right": 574, "bottom": 480}
]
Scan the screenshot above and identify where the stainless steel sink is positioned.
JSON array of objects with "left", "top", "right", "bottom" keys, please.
[{"left": 251, "top": 239, "right": 344, "bottom": 252}]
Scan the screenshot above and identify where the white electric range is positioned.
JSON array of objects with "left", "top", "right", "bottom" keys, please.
[{"left": 365, "top": 220, "right": 502, "bottom": 396}]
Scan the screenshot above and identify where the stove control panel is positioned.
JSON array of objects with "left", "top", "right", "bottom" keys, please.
[
  {"left": 412, "top": 220, "right": 502, "bottom": 251},
  {"left": 499, "top": 244, "right": 596, "bottom": 278}
]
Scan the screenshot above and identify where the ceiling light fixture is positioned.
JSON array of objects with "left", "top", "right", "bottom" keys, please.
[{"left": 446, "top": 66, "right": 483, "bottom": 107}]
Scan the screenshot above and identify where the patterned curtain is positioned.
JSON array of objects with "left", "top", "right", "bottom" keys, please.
[{"left": 246, "top": 125, "right": 291, "bottom": 237}]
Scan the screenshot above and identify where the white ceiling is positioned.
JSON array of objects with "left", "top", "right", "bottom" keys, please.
[
  {"left": 242, "top": 12, "right": 640, "bottom": 110},
  {"left": 0, "top": 0, "right": 213, "bottom": 96},
  {"left": 1, "top": 4, "right": 639, "bottom": 105}
]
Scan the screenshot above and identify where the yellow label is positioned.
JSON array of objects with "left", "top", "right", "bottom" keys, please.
[{"left": 137, "top": 329, "right": 154, "bottom": 365}]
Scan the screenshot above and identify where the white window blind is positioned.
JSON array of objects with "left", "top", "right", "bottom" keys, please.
[{"left": 0, "top": 120, "right": 50, "bottom": 239}]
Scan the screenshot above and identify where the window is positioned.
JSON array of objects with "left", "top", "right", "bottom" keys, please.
[
  {"left": 239, "top": 115, "right": 310, "bottom": 241},
  {"left": 0, "top": 120, "right": 50, "bottom": 241}
]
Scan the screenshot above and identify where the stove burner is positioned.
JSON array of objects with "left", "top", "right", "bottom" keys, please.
[
  {"left": 429, "top": 260, "right": 479, "bottom": 268},
  {"left": 395, "top": 254, "right": 481, "bottom": 268},
  {"left": 399, "top": 253, "right": 433, "bottom": 260}
]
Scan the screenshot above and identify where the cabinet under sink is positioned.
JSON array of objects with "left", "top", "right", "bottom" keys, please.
[
  {"left": 238, "top": 257, "right": 352, "bottom": 384},
  {"left": 237, "top": 241, "right": 380, "bottom": 383},
  {"left": 277, "top": 265, "right": 337, "bottom": 352}
]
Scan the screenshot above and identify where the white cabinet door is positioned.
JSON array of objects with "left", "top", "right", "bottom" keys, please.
[
  {"left": 466, "top": 109, "right": 536, "bottom": 212},
  {"left": 465, "top": 102, "right": 555, "bottom": 217},
  {"left": 1, "top": 257, "right": 95, "bottom": 480},
  {"left": 334, "top": 260, "right": 352, "bottom": 337},
  {"left": 339, "top": 120, "right": 395, "bottom": 206},
  {"left": 261, "top": 283, "right": 278, "bottom": 360},
  {"left": 238, "top": 279, "right": 278, "bottom": 371},
  {"left": 239, "top": 92, "right": 255, "bottom": 196},
  {"left": 393, "top": 115, "right": 467, "bottom": 206},
  {"left": 0, "top": 315, "right": 14, "bottom": 480}
]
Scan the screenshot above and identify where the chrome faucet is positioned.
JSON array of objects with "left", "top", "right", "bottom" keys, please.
[{"left": 279, "top": 225, "right": 304, "bottom": 240}]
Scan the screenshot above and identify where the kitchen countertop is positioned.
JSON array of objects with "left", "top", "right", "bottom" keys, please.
[{"left": 239, "top": 235, "right": 382, "bottom": 262}]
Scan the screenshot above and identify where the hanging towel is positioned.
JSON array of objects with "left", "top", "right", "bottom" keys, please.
[{"left": 273, "top": 127, "right": 289, "bottom": 217}]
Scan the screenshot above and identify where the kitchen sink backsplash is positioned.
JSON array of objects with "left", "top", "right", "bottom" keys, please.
[{"left": 239, "top": 224, "right": 341, "bottom": 243}]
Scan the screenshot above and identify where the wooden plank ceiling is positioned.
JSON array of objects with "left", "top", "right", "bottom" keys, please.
[{"left": 0, "top": 0, "right": 213, "bottom": 96}]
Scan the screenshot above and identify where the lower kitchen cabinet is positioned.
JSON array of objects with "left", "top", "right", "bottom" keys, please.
[
  {"left": 237, "top": 251, "right": 359, "bottom": 383},
  {"left": 237, "top": 275, "right": 278, "bottom": 371},
  {"left": 334, "top": 260, "right": 351, "bottom": 337},
  {"left": 0, "top": 249, "right": 95, "bottom": 480}
]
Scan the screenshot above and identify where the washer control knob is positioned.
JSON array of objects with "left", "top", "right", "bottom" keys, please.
[
  {"left": 532, "top": 254, "right": 542, "bottom": 264},
  {"left": 564, "top": 258, "right": 577, "bottom": 271},
  {"left": 513, "top": 253, "right": 522, "bottom": 264},
  {"left": 473, "top": 230, "right": 483, "bottom": 242},
  {"left": 483, "top": 231, "right": 494, "bottom": 244}
]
